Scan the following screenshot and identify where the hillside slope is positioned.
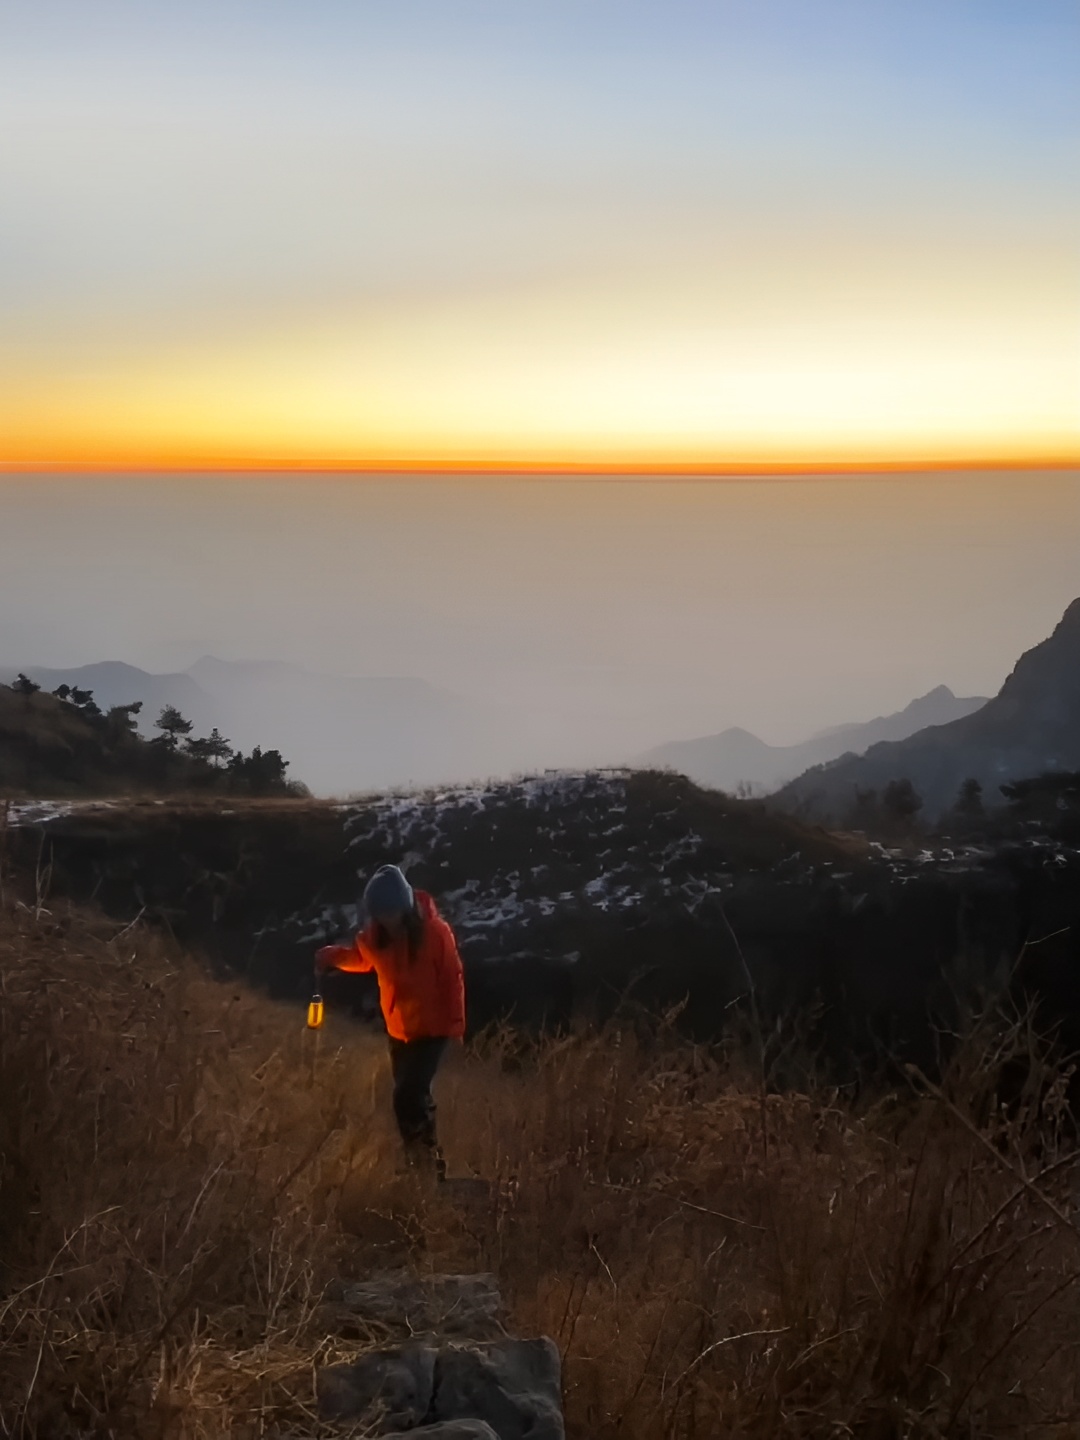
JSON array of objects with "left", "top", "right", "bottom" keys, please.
[
  {"left": 15, "top": 768, "right": 1080, "bottom": 1066},
  {"left": 0, "top": 684, "right": 156, "bottom": 795},
  {"left": 775, "top": 598, "right": 1080, "bottom": 820},
  {"left": 6, "top": 770, "right": 870, "bottom": 1033},
  {"left": 636, "top": 685, "right": 987, "bottom": 792},
  {"left": 0, "top": 682, "right": 298, "bottom": 798}
]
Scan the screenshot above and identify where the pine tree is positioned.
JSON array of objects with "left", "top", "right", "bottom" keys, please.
[
  {"left": 881, "top": 777, "right": 924, "bottom": 830},
  {"left": 205, "top": 728, "right": 233, "bottom": 768},
  {"left": 953, "top": 777, "right": 984, "bottom": 819},
  {"left": 154, "top": 705, "right": 194, "bottom": 750},
  {"left": 106, "top": 701, "right": 143, "bottom": 739},
  {"left": 69, "top": 687, "right": 102, "bottom": 718}
]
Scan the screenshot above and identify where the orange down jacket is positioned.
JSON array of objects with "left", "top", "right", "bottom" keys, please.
[{"left": 319, "top": 890, "right": 465, "bottom": 1042}]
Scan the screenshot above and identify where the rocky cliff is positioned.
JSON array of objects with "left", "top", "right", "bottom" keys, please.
[{"left": 774, "top": 598, "right": 1080, "bottom": 820}]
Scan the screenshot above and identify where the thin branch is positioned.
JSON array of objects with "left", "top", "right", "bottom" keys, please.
[
  {"left": 905, "top": 1063, "right": 1080, "bottom": 1242},
  {"left": 666, "top": 1326, "right": 791, "bottom": 1396}
]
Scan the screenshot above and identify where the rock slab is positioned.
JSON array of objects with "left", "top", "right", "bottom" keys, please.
[
  {"left": 317, "top": 1336, "right": 563, "bottom": 1440},
  {"left": 435, "top": 1338, "right": 564, "bottom": 1440},
  {"left": 317, "top": 1272, "right": 563, "bottom": 1439},
  {"left": 317, "top": 1344, "right": 436, "bottom": 1429}
]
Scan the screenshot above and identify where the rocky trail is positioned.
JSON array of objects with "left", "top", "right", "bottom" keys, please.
[{"left": 309, "top": 1267, "right": 563, "bottom": 1440}]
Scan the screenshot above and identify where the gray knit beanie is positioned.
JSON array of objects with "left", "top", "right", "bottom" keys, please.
[{"left": 362, "top": 864, "right": 415, "bottom": 922}]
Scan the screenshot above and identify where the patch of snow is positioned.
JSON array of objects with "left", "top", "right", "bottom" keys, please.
[{"left": 3, "top": 799, "right": 113, "bottom": 828}]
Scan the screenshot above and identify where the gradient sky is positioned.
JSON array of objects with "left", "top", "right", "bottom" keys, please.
[{"left": 2, "top": 0, "right": 1078, "bottom": 468}]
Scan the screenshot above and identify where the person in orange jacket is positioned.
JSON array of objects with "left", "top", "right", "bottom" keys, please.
[{"left": 316, "top": 864, "right": 465, "bottom": 1178}]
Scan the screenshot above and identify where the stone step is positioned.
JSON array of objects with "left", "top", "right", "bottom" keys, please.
[
  {"left": 316, "top": 1336, "right": 564, "bottom": 1440},
  {"left": 323, "top": 1270, "right": 506, "bottom": 1341}
]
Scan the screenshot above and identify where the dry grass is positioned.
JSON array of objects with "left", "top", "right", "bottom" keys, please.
[
  {"left": 2, "top": 891, "right": 1080, "bottom": 1438},
  {"left": 436, "top": 1024, "right": 1080, "bottom": 1438}
]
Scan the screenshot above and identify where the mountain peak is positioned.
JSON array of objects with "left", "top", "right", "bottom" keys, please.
[{"left": 1001, "top": 598, "right": 1080, "bottom": 699}]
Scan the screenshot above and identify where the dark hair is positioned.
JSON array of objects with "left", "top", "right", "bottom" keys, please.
[{"left": 369, "top": 904, "right": 424, "bottom": 960}]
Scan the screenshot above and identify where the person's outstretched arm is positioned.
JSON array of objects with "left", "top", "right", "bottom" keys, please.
[{"left": 315, "top": 935, "right": 373, "bottom": 975}]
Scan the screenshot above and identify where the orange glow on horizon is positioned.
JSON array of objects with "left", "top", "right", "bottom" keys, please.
[
  {"left": 2, "top": 453, "right": 1076, "bottom": 477},
  {"left": 4, "top": 266, "right": 1074, "bottom": 478}
]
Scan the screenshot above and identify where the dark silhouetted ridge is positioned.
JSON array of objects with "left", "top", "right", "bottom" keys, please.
[{"left": 774, "top": 598, "right": 1080, "bottom": 820}]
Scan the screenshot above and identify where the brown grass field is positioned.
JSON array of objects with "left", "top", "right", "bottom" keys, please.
[{"left": 2, "top": 885, "right": 1080, "bottom": 1438}]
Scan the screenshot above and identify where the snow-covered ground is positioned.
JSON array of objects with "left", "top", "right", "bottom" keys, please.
[
  {"left": 289, "top": 770, "right": 1080, "bottom": 959},
  {"left": 338, "top": 771, "right": 713, "bottom": 954},
  {"left": 3, "top": 799, "right": 93, "bottom": 828},
  {"left": 9, "top": 773, "right": 1078, "bottom": 979}
]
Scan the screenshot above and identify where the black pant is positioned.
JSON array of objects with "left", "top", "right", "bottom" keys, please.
[{"left": 388, "top": 1037, "right": 448, "bottom": 1158}]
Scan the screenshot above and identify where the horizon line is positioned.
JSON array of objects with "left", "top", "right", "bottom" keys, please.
[{"left": 2, "top": 455, "right": 1078, "bottom": 479}]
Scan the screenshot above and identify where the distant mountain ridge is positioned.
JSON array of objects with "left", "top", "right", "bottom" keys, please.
[
  {"left": 0, "top": 662, "right": 216, "bottom": 732},
  {"left": 0, "top": 658, "right": 521, "bottom": 796},
  {"left": 635, "top": 685, "right": 988, "bottom": 794},
  {"left": 5, "top": 656, "right": 1000, "bottom": 801},
  {"left": 774, "top": 598, "right": 1080, "bottom": 820}
]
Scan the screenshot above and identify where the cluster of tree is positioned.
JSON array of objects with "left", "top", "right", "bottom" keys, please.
[
  {"left": 150, "top": 704, "right": 293, "bottom": 793},
  {"left": 7, "top": 677, "right": 303, "bottom": 798},
  {"left": 847, "top": 777, "right": 926, "bottom": 836},
  {"left": 1000, "top": 772, "right": 1080, "bottom": 810},
  {"left": 998, "top": 771, "right": 1080, "bottom": 840},
  {"left": 846, "top": 775, "right": 990, "bottom": 838},
  {"left": 15, "top": 673, "right": 149, "bottom": 741},
  {"left": 845, "top": 769, "right": 1080, "bottom": 843}
]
